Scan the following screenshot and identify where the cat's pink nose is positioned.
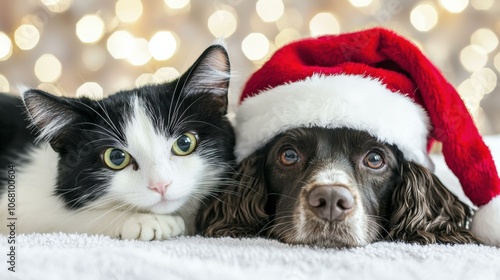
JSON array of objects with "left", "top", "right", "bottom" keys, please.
[{"left": 149, "top": 181, "right": 171, "bottom": 196}]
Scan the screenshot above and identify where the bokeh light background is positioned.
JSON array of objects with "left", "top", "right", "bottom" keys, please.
[{"left": 0, "top": 0, "right": 499, "bottom": 134}]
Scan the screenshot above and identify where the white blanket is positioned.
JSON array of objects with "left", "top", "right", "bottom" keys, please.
[
  {"left": 1, "top": 234, "right": 500, "bottom": 280},
  {"left": 1, "top": 136, "right": 500, "bottom": 280}
]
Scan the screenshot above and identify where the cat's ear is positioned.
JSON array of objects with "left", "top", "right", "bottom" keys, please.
[
  {"left": 180, "top": 42, "right": 230, "bottom": 113},
  {"left": 21, "top": 88, "right": 80, "bottom": 149}
]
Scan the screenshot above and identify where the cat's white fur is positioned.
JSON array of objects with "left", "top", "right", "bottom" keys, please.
[{"left": 0, "top": 96, "right": 220, "bottom": 240}]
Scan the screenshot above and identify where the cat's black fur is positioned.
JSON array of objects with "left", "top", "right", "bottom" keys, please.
[
  {"left": 0, "top": 93, "right": 36, "bottom": 160},
  {"left": 0, "top": 94, "right": 37, "bottom": 196}
]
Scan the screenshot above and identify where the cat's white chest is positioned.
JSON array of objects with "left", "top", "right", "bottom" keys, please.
[{"left": 0, "top": 144, "right": 65, "bottom": 233}]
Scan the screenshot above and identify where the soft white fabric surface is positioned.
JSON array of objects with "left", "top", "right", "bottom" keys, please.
[
  {"left": 1, "top": 234, "right": 500, "bottom": 280},
  {"left": 1, "top": 135, "right": 499, "bottom": 280}
]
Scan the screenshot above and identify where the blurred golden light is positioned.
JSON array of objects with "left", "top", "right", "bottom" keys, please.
[
  {"left": 37, "top": 83, "right": 63, "bottom": 96},
  {"left": 164, "top": 0, "right": 189, "bottom": 9},
  {"left": 473, "top": 107, "right": 487, "bottom": 133},
  {"left": 410, "top": 4, "right": 438, "bottom": 32},
  {"left": 309, "top": 13, "right": 340, "bottom": 37},
  {"left": 439, "top": 0, "right": 468, "bottom": 13},
  {"left": 458, "top": 79, "right": 484, "bottom": 112},
  {"left": 410, "top": 39, "right": 424, "bottom": 51},
  {"left": 127, "top": 38, "right": 152, "bottom": 66},
  {"left": 460, "top": 45, "right": 488, "bottom": 72},
  {"left": 266, "top": 42, "right": 277, "bottom": 61},
  {"left": 41, "top": 0, "right": 72, "bottom": 13},
  {"left": 107, "top": 30, "right": 134, "bottom": 59},
  {"left": 494, "top": 52, "right": 500, "bottom": 73},
  {"left": 471, "top": 0, "right": 493, "bottom": 10},
  {"left": 471, "top": 28, "right": 498, "bottom": 53},
  {"left": 256, "top": 0, "right": 284, "bottom": 22},
  {"left": 275, "top": 28, "right": 301, "bottom": 48},
  {"left": 0, "top": 74, "right": 9, "bottom": 92},
  {"left": 82, "top": 47, "right": 106, "bottom": 71},
  {"left": 116, "top": 0, "right": 143, "bottom": 23},
  {"left": 76, "top": 82, "right": 104, "bottom": 99},
  {"left": 135, "top": 73, "right": 157, "bottom": 87},
  {"left": 349, "top": 0, "right": 373, "bottom": 7},
  {"left": 15, "top": 24, "right": 40, "bottom": 50},
  {"left": 471, "top": 68, "right": 497, "bottom": 94},
  {"left": 149, "top": 31, "right": 177, "bottom": 61},
  {"left": 0, "top": 32, "right": 13, "bottom": 61},
  {"left": 276, "top": 8, "right": 302, "bottom": 31},
  {"left": 155, "top": 67, "right": 180, "bottom": 82},
  {"left": 457, "top": 76, "right": 489, "bottom": 128},
  {"left": 356, "top": 0, "right": 382, "bottom": 14},
  {"left": 242, "top": 33, "right": 269, "bottom": 61},
  {"left": 41, "top": 0, "right": 59, "bottom": 5},
  {"left": 76, "top": 15, "right": 105, "bottom": 44},
  {"left": 208, "top": 10, "right": 237, "bottom": 38},
  {"left": 35, "top": 54, "right": 62, "bottom": 82}
]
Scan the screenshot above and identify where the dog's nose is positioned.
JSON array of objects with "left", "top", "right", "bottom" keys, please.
[{"left": 308, "top": 185, "right": 354, "bottom": 221}]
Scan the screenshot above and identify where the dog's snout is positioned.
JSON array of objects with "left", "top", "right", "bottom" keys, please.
[{"left": 308, "top": 186, "right": 354, "bottom": 221}]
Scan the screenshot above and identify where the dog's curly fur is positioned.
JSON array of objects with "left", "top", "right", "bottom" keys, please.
[
  {"left": 198, "top": 127, "right": 479, "bottom": 247},
  {"left": 388, "top": 161, "right": 477, "bottom": 244}
]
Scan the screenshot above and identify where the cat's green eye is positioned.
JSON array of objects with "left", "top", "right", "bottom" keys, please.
[
  {"left": 172, "top": 132, "right": 198, "bottom": 156},
  {"left": 103, "top": 148, "right": 132, "bottom": 170}
]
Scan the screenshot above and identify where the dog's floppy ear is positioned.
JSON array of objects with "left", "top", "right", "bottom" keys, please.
[
  {"left": 197, "top": 153, "right": 268, "bottom": 237},
  {"left": 387, "top": 161, "right": 479, "bottom": 244}
]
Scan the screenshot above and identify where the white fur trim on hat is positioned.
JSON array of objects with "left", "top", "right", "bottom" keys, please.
[
  {"left": 235, "top": 74, "right": 433, "bottom": 168},
  {"left": 471, "top": 195, "right": 500, "bottom": 246}
]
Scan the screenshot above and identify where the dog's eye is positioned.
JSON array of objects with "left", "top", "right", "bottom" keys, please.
[
  {"left": 363, "top": 151, "right": 385, "bottom": 169},
  {"left": 280, "top": 148, "right": 300, "bottom": 166}
]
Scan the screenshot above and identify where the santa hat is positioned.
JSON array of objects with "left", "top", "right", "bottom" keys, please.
[{"left": 235, "top": 27, "right": 500, "bottom": 246}]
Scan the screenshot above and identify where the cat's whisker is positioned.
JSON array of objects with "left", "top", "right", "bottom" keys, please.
[
  {"left": 200, "top": 188, "right": 242, "bottom": 198},
  {"left": 74, "top": 121, "right": 124, "bottom": 146},
  {"left": 72, "top": 99, "right": 123, "bottom": 139},
  {"left": 79, "top": 138, "right": 120, "bottom": 152},
  {"left": 76, "top": 130, "right": 120, "bottom": 142},
  {"left": 168, "top": 45, "right": 197, "bottom": 133},
  {"left": 178, "top": 120, "right": 230, "bottom": 134},
  {"left": 64, "top": 181, "right": 112, "bottom": 208},
  {"left": 53, "top": 198, "right": 126, "bottom": 232},
  {"left": 74, "top": 168, "right": 93, "bottom": 186},
  {"left": 94, "top": 99, "right": 123, "bottom": 138},
  {"left": 183, "top": 195, "right": 207, "bottom": 210},
  {"left": 171, "top": 94, "right": 210, "bottom": 134},
  {"left": 169, "top": 66, "right": 194, "bottom": 132},
  {"left": 81, "top": 201, "right": 129, "bottom": 215},
  {"left": 80, "top": 202, "right": 136, "bottom": 233},
  {"left": 203, "top": 192, "right": 231, "bottom": 205}
]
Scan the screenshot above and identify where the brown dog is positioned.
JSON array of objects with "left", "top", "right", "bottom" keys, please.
[{"left": 198, "top": 127, "right": 478, "bottom": 248}]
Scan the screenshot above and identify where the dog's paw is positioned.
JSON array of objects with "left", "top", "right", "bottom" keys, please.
[{"left": 119, "top": 214, "right": 185, "bottom": 241}]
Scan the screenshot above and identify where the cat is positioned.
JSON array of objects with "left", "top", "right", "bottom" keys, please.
[{"left": 0, "top": 42, "right": 235, "bottom": 240}]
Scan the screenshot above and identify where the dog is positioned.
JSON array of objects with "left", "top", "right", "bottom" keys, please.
[{"left": 198, "top": 127, "right": 479, "bottom": 248}]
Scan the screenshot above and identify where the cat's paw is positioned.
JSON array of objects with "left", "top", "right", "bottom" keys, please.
[{"left": 120, "top": 214, "right": 185, "bottom": 241}]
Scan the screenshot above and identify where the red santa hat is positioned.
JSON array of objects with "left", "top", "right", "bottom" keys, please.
[{"left": 235, "top": 27, "right": 500, "bottom": 246}]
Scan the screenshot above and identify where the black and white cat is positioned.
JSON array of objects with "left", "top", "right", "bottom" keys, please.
[{"left": 0, "top": 43, "right": 235, "bottom": 240}]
